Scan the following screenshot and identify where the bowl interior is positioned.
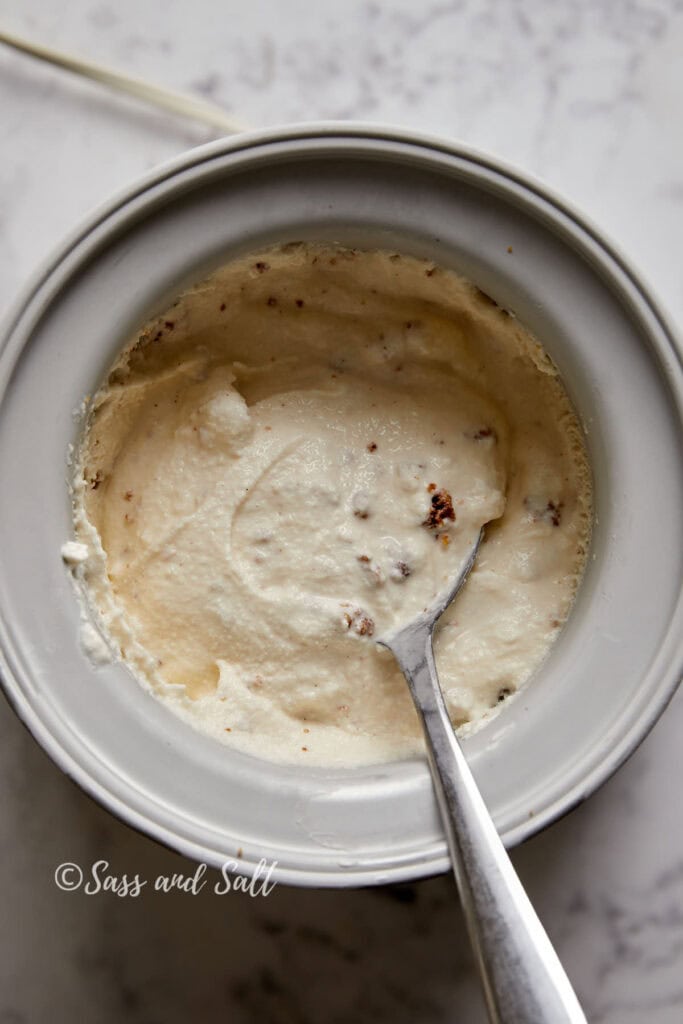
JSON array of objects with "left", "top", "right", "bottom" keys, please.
[{"left": 1, "top": 128, "right": 682, "bottom": 886}]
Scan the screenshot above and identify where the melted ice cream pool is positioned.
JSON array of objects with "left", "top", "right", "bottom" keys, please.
[{"left": 67, "top": 244, "right": 592, "bottom": 765}]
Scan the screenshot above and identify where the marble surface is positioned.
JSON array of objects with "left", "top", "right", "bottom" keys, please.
[{"left": 1, "top": 1, "right": 683, "bottom": 1020}]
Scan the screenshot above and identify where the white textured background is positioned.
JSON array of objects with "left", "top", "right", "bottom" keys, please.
[{"left": 1, "top": 1, "right": 682, "bottom": 1021}]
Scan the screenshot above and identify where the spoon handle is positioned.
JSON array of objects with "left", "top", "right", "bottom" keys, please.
[{"left": 391, "top": 627, "right": 587, "bottom": 1024}]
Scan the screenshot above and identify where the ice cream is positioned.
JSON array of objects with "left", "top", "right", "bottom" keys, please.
[{"left": 66, "top": 243, "right": 592, "bottom": 765}]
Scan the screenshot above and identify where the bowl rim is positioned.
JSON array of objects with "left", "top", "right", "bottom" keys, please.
[{"left": 1, "top": 121, "right": 682, "bottom": 887}]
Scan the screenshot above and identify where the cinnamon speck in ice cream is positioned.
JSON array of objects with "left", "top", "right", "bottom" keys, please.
[{"left": 64, "top": 244, "right": 592, "bottom": 765}]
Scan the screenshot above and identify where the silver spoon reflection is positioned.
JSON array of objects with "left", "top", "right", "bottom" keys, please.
[{"left": 378, "top": 528, "right": 587, "bottom": 1024}]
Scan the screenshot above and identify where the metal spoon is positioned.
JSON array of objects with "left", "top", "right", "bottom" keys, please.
[{"left": 378, "top": 528, "right": 587, "bottom": 1023}]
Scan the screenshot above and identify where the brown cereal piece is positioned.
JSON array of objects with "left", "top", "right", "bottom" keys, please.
[
  {"left": 390, "top": 560, "right": 412, "bottom": 581},
  {"left": 351, "top": 490, "right": 371, "bottom": 519},
  {"left": 423, "top": 489, "right": 455, "bottom": 529},
  {"left": 469, "top": 426, "right": 497, "bottom": 442},
  {"left": 341, "top": 606, "right": 375, "bottom": 637},
  {"left": 546, "top": 501, "right": 563, "bottom": 527},
  {"left": 356, "top": 555, "right": 385, "bottom": 585},
  {"left": 524, "top": 497, "right": 563, "bottom": 527}
]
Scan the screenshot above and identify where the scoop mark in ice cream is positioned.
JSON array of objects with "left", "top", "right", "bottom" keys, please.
[{"left": 66, "top": 243, "right": 592, "bottom": 766}]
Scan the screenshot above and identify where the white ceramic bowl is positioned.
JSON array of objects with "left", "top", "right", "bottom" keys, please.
[{"left": 1, "top": 125, "right": 682, "bottom": 887}]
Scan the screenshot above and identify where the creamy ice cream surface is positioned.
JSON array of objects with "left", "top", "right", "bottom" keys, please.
[{"left": 67, "top": 244, "right": 592, "bottom": 765}]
